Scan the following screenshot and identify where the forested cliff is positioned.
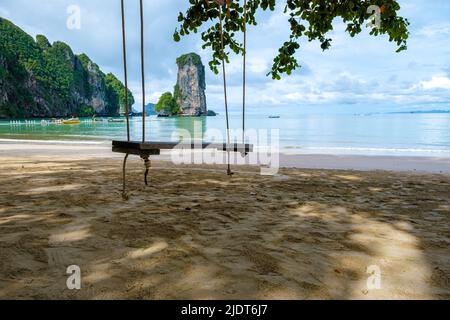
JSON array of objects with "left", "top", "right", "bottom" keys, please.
[{"left": 0, "top": 17, "right": 133, "bottom": 118}]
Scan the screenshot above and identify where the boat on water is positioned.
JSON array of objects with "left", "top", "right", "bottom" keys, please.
[
  {"left": 62, "top": 118, "right": 81, "bottom": 125},
  {"left": 108, "top": 118, "right": 125, "bottom": 123},
  {"left": 268, "top": 115, "right": 280, "bottom": 119},
  {"left": 50, "top": 118, "right": 63, "bottom": 124}
]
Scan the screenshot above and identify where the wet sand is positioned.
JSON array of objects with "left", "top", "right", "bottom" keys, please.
[
  {"left": 0, "top": 141, "right": 449, "bottom": 299},
  {"left": 2, "top": 139, "right": 450, "bottom": 174}
]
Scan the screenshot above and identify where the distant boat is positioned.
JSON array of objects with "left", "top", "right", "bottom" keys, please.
[
  {"left": 51, "top": 118, "right": 63, "bottom": 124},
  {"left": 268, "top": 115, "right": 280, "bottom": 119},
  {"left": 108, "top": 118, "right": 125, "bottom": 123},
  {"left": 63, "top": 118, "right": 81, "bottom": 125}
]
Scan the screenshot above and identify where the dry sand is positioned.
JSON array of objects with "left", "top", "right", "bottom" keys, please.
[{"left": 0, "top": 142, "right": 449, "bottom": 299}]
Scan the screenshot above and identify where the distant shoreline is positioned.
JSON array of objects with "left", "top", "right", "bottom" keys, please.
[
  {"left": 352, "top": 110, "right": 450, "bottom": 116},
  {"left": 387, "top": 110, "right": 450, "bottom": 114}
]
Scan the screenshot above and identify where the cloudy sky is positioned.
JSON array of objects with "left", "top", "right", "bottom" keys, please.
[{"left": 1, "top": 0, "right": 449, "bottom": 114}]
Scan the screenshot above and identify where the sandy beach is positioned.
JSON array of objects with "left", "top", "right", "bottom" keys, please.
[{"left": 0, "top": 140, "right": 449, "bottom": 299}]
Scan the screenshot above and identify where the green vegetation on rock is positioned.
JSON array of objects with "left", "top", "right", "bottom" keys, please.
[
  {"left": 173, "top": 83, "right": 181, "bottom": 102},
  {"left": 78, "top": 104, "right": 95, "bottom": 117},
  {"left": 43, "top": 41, "right": 77, "bottom": 98},
  {"left": 155, "top": 92, "right": 180, "bottom": 116},
  {"left": 36, "top": 34, "right": 51, "bottom": 51},
  {"left": 105, "top": 73, "right": 135, "bottom": 115},
  {"left": 176, "top": 52, "right": 201, "bottom": 67}
]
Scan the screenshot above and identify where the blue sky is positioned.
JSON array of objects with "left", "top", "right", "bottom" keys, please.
[{"left": 1, "top": 0, "right": 449, "bottom": 113}]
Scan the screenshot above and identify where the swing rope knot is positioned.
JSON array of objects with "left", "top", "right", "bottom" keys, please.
[
  {"left": 141, "top": 155, "right": 151, "bottom": 186},
  {"left": 144, "top": 158, "right": 151, "bottom": 169}
]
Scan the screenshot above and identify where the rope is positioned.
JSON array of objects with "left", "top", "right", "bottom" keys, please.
[
  {"left": 143, "top": 156, "right": 151, "bottom": 186},
  {"left": 120, "top": 0, "right": 130, "bottom": 200},
  {"left": 122, "top": 153, "right": 129, "bottom": 200},
  {"left": 140, "top": 0, "right": 146, "bottom": 143},
  {"left": 218, "top": 5, "right": 233, "bottom": 176},
  {"left": 242, "top": 0, "right": 247, "bottom": 147},
  {"left": 120, "top": 0, "right": 130, "bottom": 141}
]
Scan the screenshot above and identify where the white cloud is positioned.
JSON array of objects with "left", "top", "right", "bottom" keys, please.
[
  {"left": 417, "top": 23, "right": 450, "bottom": 37},
  {"left": 417, "top": 75, "right": 450, "bottom": 90},
  {"left": 248, "top": 57, "right": 269, "bottom": 74}
]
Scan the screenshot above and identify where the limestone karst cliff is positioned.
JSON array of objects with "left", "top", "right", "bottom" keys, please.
[
  {"left": 155, "top": 53, "right": 208, "bottom": 117},
  {"left": 0, "top": 17, "right": 133, "bottom": 118},
  {"left": 175, "top": 53, "right": 207, "bottom": 116}
]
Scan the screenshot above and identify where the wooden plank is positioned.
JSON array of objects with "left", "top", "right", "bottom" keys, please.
[
  {"left": 210, "top": 143, "right": 254, "bottom": 153},
  {"left": 112, "top": 140, "right": 253, "bottom": 153},
  {"left": 112, "top": 146, "right": 160, "bottom": 156}
]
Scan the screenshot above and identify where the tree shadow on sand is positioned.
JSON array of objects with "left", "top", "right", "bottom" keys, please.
[{"left": 0, "top": 157, "right": 449, "bottom": 299}]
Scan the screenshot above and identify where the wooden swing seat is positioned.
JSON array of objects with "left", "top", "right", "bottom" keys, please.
[{"left": 112, "top": 140, "right": 253, "bottom": 156}]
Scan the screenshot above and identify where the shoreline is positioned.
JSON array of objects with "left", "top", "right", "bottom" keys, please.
[{"left": 1, "top": 139, "right": 450, "bottom": 174}]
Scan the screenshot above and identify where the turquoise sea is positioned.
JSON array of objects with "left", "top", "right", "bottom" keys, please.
[{"left": 1, "top": 110, "right": 450, "bottom": 157}]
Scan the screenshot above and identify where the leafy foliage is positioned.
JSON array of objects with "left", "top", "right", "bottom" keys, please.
[
  {"left": 36, "top": 34, "right": 51, "bottom": 51},
  {"left": 174, "top": 0, "right": 409, "bottom": 79},
  {"left": 43, "top": 41, "right": 76, "bottom": 98},
  {"left": 176, "top": 52, "right": 202, "bottom": 66},
  {"left": 78, "top": 104, "right": 95, "bottom": 117},
  {"left": 173, "top": 83, "right": 181, "bottom": 102},
  {"left": 155, "top": 92, "right": 180, "bottom": 115}
]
